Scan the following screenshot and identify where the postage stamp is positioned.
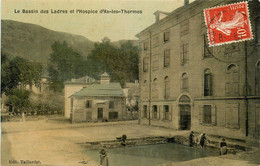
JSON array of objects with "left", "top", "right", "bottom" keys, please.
[{"left": 204, "top": 2, "right": 253, "bottom": 47}]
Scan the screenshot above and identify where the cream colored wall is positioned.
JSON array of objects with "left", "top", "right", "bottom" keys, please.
[{"left": 138, "top": 0, "right": 260, "bottom": 138}]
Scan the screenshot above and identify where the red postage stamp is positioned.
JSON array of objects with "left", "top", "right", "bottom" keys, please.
[{"left": 204, "top": 2, "right": 253, "bottom": 47}]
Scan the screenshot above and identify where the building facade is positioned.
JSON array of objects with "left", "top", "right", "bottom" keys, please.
[
  {"left": 137, "top": 0, "right": 260, "bottom": 138},
  {"left": 64, "top": 76, "right": 96, "bottom": 118},
  {"left": 69, "top": 73, "right": 126, "bottom": 123}
]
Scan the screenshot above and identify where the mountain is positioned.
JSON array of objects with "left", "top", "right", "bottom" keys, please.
[
  {"left": 1, "top": 20, "right": 95, "bottom": 65},
  {"left": 1, "top": 20, "right": 140, "bottom": 66}
]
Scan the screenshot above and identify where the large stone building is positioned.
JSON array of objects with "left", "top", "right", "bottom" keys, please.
[
  {"left": 67, "top": 73, "right": 126, "bottom": 123},
  {"left": 64, "top": 76, "right": 96, "bottom": 118},
  {"left": 137, "top": 0, "right": 260, "bottom": 138}
]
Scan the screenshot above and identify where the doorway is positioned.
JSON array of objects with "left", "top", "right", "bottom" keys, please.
[
  {"left": 179, "top": 95, "right": 191, "bottom": 130},
  {"left": 97, "top": 108, "right": 103, "bottom": 119},
  {"left": 179, "top": 105, "right": 191, "bottom": 130}
]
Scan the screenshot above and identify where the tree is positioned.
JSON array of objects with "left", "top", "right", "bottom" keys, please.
[
  {"left": 1, "top": 53, "right": 42, "bottom": 95},
  {"left": 48, "top": 41, "right": 86, "bottom": 92},
  {"left": 7, "top": 88, "right": 30, "bottom": 113},
  {"left": 86, "top": 39, "right": 139, "bottom": 87}
]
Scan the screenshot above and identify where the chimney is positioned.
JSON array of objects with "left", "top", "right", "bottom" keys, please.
[
  {"left": 100, "top": 72, "right": 110, "bottom": 84},
  {"left": 184, "top": 0, "right": 189, "bottom": 6},
  {"left": 154, "top": 11, "right": 169, "bottom": 23}
]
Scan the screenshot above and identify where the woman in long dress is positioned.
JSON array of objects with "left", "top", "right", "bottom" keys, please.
[{"left": 100, "top": 149, "right": 109, "bottom": 166}]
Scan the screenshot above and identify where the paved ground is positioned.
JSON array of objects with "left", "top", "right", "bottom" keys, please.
[{"left": 1, "top": 119, "right": 259, "bottom": 166}]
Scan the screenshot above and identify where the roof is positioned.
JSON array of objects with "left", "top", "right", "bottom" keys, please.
[
  {"left": 64, "top": 76, "right": 96, "bottom": 84},
  {"left": 136, "top": 0, "right": 205, "bottom": 37},
  {"left": 100, "top": 72, "right": 110, "bottom": 77},
  {"left": 71, "top": 82, "right": 124, "bottom": 97}
]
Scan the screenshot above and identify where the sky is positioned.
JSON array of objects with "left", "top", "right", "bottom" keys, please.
[{"left": 2, "top": 0, "right": 194, "bottom": 42}]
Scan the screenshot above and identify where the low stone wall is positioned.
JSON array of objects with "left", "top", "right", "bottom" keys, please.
[{"left": 80, "top": 134, "right": 247, "bottom": 154}]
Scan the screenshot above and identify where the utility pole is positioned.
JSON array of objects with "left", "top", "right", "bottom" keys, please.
[
  {"left": 148, "top": 31, "right": 152, "bottom": 126},
  {"left": 245, "top": 41, "right": 249, "bottom": 137}
]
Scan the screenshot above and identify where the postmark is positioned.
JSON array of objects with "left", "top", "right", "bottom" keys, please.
[{"left": 204, "top": 2, "right": 253, "bottom": 47}]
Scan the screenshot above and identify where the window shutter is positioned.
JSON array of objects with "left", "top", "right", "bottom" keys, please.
[
  {"left": 210, "top": 74, "right": 213, "bottom": 96},
  {"left": 89, "top": 101, "right": 92, "bottom": 108},
  {"left": 158, "top": 106, "right": 161, "bottom": 120},
  {"left": 225, "top": 72, "right": 231, "bottom": 96},
  {"left": 211, "top": 105, "right": 216, "bottom": 125},
  {"left": 199, "top": 106, "right": 203, "bottom": 124},
  {"left": 170, "top": 105, "right": 173, "bottom": 121}
]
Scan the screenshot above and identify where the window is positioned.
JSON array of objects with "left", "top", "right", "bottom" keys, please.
[
  {"left": 153, "top": 105, "right": 158, "bottom": 119},
  {"left": 152, "top": 78, "right": 158, "bottom": 99},
  {"left": 204, "top": 69, "right": 213, "bottom": 96},
  {"left": 143, "top": 57, "right": 148, "bottom": 72},
  {"left": 180, "top": 20, "right": 189, "bottom": 36},
  {"left": 163, "top": 31, "right": 170, "bottom": 42},
  {"left": 152, "top": 54, "right": 159, "bottom": 70},
  {"left": 143, "top": 80, "right": 148, "bottom": 99},
  {"left": 70, "top": 98, "right": 73, "bottom": 113},
  {"left": 85, "top": 100, "right": 92, "bottom": 108},
  {"left": 153, "top": 35, "right": 159, "bottom": 47},
  {"left": 180, "top": 43, "right": 189, "bottom": 64},
  {"left": 203, "top": 34, "right": 213, "bottom": 58},
  {"left": 181, "top": 73, "right": 189, "bottom": 92},
  {"left": 143, "top": 41, "right": 149, "bottom": 50},
  {"left": 225, "top": 64, "right": 239, "bottom": 96},
  {"left": 256, "top": 61, "right": 260, "bottom": 95},
  {"left": 164, "top": 49, "right": 170, "bottom": 67},
  {"left": 143, "top": 105, "right": 147, "bottom": 118},
  {"left": 203, "top": 105, "right": 212, "bottom": 124},
  {"left": 164, "top": 76, "right": 170, "bottom": 99},
  {"left": 109, "top": 112, "right": 118, "bottom": 119},
  {"left": 225, "top": 103, "right": 239, "bottom": 128},
  {"left": 199, "top": 105, "right": 216, "bottom": 125},
  {"left": 109, "top": 101, "right": 114, "bottom": 109},
  {"left": 164, "top": 105, "right": 169, "bottom": 120}
]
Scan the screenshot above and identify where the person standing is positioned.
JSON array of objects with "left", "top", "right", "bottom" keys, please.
[
  {"left": 200, "top": 133, "right": 207, "bottom": 148},
  {"left": 220, "top": 138, "right": 227, "bottom": 155},
  {"left": 189, "top": 131, "right": 195, "bottom": 147},
  {"left": 100, "top": 149, "right": 109, "bottom": 166}
]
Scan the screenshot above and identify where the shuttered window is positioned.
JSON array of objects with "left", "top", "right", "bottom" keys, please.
[
  {"left": 164, "top": 49, "right": 170, "bottom": 67},
  {"left": 143, "top": 105, "right": 147, "bottom": 118},
  {"left": 180, "top": 43, "right": 189, "bottom": 64},
  {"left": 153, "top": 105, "right": 158, "bottom": 119},
  {"left": 152, "top": 78, "right": 158, "bottom": 99},
  {"left": 163, "top": 31, "right": 170, "bottom": 42},
  {"left": 199, "top": 105, "right": 216, "bottom": 125},
  {"left": 153, "top": 35, "right": 159, "bottom": 47},
  {"left": 143, "top": 57, "right": 148, "bottom": 72},
  {"left": 204, "top": 69, "right": 213, "bottom": 96},
  {"left": 143, "top": 41, "right": 149, "bottom": 50},
  {"left": 164, "top": 105, "right": 169, "bottom": 120},
  {"left": 180, "top": 20, "right": 189, "bottom": 36},
  {"left": 164, "top": 76, "right": 170, "bottom": 99},
  {"left": 109, "top": 101, "right": 114, "bottom": 109},
  {"left": 85, "top": 100, "right": 92, "bottom": 108},
  {"left": 181, "top": 73, "right": 189, "bottom": 92},
  {"left": 225, "top": 65, "right": 239, "bottom": 96},
  {"left": 225, "top": 103, "right": 239, "bottom": 128}
]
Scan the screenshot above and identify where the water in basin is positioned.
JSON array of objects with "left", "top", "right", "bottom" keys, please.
[{"left": 84, "top": 143, "right": 217, "bottom": 166}]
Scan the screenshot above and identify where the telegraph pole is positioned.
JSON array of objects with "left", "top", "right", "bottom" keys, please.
[
  {"left": 148, "top": 31, "right": 152, "bottom": 126},
  {"left": 245, "top": 41, "right": 249, "bottom": 137}
]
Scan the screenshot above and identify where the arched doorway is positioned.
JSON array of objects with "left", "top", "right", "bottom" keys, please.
[{"left": 179, "top": 95, "right": 191, "bottom": 130}]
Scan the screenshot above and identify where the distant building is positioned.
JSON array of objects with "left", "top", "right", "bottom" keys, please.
[
  {"left": 69, "top": 73, "right": 126, "bottom": 123},
  {"left": 64, "top": 76, "right": 96, "bottom": 118},
  {"left": 25, "top": 76, "right": 49, "bottom": 94},
  {"left": 137, "top": 0, "right": 260, "bottom": 138},
  {"left": 123, "top": 81, "right": 140, "bottom": 113}
]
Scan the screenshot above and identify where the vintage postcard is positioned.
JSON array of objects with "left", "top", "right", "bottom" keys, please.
[{"left": 1, "top": 0, "right": 260, "bottom": 166}]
